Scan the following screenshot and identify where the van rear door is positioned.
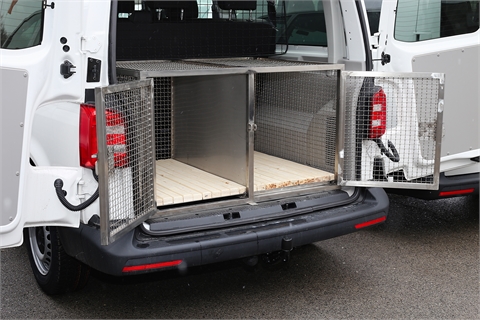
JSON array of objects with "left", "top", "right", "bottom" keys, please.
[
  {"left": 1, "top": 0, "right": 85, "bottom": 247},
  {"left": 371, "top": 0, "right": 479, "bottom": 166},
  {"left": 0, "top": 0, "right": 119, "bottom": 247}
]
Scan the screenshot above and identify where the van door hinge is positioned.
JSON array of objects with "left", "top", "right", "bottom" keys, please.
[
  {"left": 370, "top": 32, "right": 380, "bottom": 49},
  {"left": 81, "top": 36, "right": 102, "bottom": 53},
  {"left": 60, "top": 60, "right": 76, "bottom": 79},
  {"left": 43, "top": 0, "right": 55, "bottom": 9}
]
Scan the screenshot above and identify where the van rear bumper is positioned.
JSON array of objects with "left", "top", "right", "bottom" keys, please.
[
  {"left": 60, "top": 188, "right": 388, "bottom": 276},
  {"left": 387, "top": 172, "right": 479, "bottom": 200}
]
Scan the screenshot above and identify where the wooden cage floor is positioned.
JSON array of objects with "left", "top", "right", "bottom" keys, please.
[
  {"left": 253, "top": 152, "right": 334, "bottom": 191},
  {"left": 155, "top": 152, "right": 334, "bottom": 206}
]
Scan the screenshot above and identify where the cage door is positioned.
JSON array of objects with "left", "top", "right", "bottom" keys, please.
[
  {"left": 339, "top": 71, "right": 444, "bottom": 190},
  {"left": 95, "top": 79, "right": 156, "bottom": 245}
]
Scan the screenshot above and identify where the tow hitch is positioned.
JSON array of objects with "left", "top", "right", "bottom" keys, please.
[{"left": 261, "top": 236, "right": 294, "bottom": 270}]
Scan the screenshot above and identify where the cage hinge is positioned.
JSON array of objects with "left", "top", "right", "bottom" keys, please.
[{"left": 248, "top": 122, "right": 258, "bottom": 132}]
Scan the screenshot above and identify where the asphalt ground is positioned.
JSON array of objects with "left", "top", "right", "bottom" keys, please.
[{"left": 1, "top": 193, "right": 478, "bottom": 319}]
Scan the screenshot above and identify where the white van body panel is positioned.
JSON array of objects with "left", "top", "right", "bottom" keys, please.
[
  {"left": 1, "top": 164, "right": 82, "bottom": 248},
  {"left": 441, "top": 150, "right": 480, "bottom": 175},
  {"left": 32, "top": 104, "right": 81, "bottom": 167}
]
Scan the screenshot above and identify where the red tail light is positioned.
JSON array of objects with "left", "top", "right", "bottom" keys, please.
[
  {"left": 368, "top": 89, "right": 387, "bottom": 139},
  {"left": 79, "top": 104, "right": 128, "bottom": 168},
  {"left": 79, "top": 104, "right": 98, "bottom": 169}
]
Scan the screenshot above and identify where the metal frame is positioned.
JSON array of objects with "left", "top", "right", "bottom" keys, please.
[
  {"left": 117, "top": 59, "right": 346, "bottom": 207},
  {"left": 247, "top": 72, "right": 256, "bottom": 201},
  {"left": 96, "top": 79, "right": 156, "bottom": 245},
  {"left": 110, "top": 60, "right": 445, "bottom": 234},
  {"left": 116, "top": 59, "right": 345, "bottom": 78}
]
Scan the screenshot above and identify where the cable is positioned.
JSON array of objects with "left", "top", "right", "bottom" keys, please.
[
  {"left": 374, "top": 139, "right": 400, "bottom": 163},
  {"left": 54, "top": 170, "right": 99, "bottom": 211}
]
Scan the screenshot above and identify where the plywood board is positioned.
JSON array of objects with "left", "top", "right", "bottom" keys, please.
[
  {"left": 155, "top": 153, "right": 334, "bottom": 206},
  {"left": 254, "top": 152, "right": 334, "bottom": 191}
]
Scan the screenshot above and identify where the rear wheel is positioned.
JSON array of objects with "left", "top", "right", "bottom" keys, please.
[{"left": 25, "top": 226, "right": 90, "bottom": 295}]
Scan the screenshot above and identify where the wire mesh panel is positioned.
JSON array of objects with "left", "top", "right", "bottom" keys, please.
[
  {"left": 96, "top": 79, "right": 156, "bottom": 245},
  {"left": 192, "top": 58, "right": 327, "bottom": 68},
  {"left": 117, "top": 71, "right": 172, "bottom": 161},
  {"left": 341, "top": 72, "right": 444, "bottom": 189},
  {"left": 255, "top": 71, "right": 339, "bottom": 173},
  {"left": 152, "top": 77, "right": 172, "bottom": 160}
]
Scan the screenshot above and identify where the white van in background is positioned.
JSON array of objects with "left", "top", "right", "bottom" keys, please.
[{"left": 366, "top": 0, "right": 479, "bottom": 199}]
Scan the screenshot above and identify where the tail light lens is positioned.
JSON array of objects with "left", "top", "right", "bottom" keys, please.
[
  {"left": 79, "top": 104, "right": 128, "bottom": 169},
  {"left": 79, "top": 104, "right": 98, "bottom": 169},
  {"left": 368, "top": 88, "right": 387, "bottom": 139}
]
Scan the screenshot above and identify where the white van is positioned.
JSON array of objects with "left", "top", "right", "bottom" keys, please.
[
  {"left": 1, "top": 0, "right": 445, "bottom": 294},
  {"left": 367, "top": 0, "right": 479, "bottom": 199}
]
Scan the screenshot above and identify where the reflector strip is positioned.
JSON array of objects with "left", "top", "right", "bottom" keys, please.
[
  {"left": 355, "top": 216, "right": 387, "bottom": 229},
  {"left": 439, "top": 189, "right": 475, "bottom": 197},
  {"left": 122, "top": 260, "right": 183, "bottom": 273}
]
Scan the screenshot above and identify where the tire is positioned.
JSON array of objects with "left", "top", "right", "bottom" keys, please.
[{"left": 24, "top": 226, "right": 90, "bottom": 295}]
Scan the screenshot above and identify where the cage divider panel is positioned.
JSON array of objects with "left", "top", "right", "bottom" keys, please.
[{"left": 172, "top": 74, "right": 249, "bottom": 187}]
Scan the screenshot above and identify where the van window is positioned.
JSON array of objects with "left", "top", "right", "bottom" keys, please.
[
  {"left": 0, "top": 0, "right": 43, "bottom": 49},
  {"left": 394, "top": 0, "right": 479, "bottom": 42},
  {"left": 116, "top": 0, "right": 288, "bottom": 61},
  {"left": 365, "top": 0, "right": 382, "bottom": 35},
  {"left": 277, "top": 0, "right": 327, "bottom": 46}
]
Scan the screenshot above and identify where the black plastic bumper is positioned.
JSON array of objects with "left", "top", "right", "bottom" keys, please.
[
  {"left": 60, "top": 188, "right": 388, "bottom": 276},
  {"left": 386, "top": 172, "right": 479, "bottom": 200}
]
